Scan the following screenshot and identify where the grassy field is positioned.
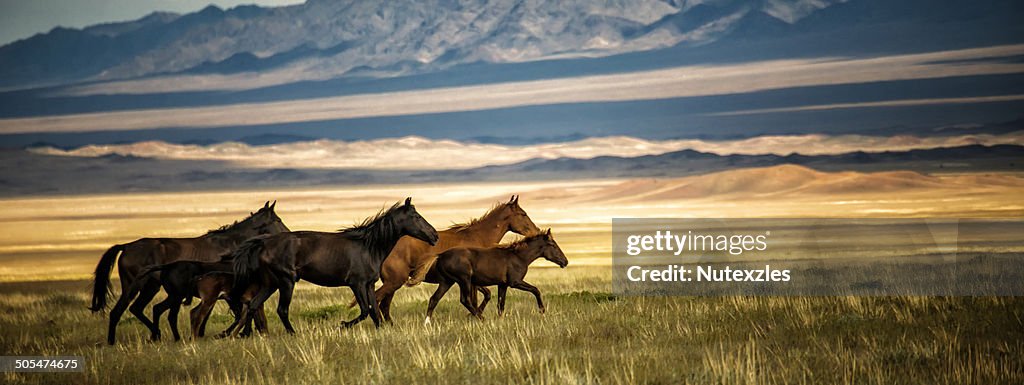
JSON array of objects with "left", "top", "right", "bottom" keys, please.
[{"left": 1, "top": 266, "right": 1022, "bottom": 385}]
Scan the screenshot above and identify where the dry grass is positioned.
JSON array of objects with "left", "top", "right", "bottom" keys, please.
[{"left": 1, "top": 266, "right": 1022, "bottom": 384}]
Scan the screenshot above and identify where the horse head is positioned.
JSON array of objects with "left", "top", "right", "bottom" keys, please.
[
  {"left": 250, "top": 200, "right": 290, "bottom": 235},
  {"left": 393, "top": 197, "right": 439, "bottom": 246},
  {"left": 500, "top": 195, "right": 541, "bottom": 236},
  {"left": 523, "top": 229, "right": 567, "bottom": 268}
]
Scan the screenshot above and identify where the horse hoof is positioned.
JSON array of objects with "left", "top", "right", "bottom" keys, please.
[{"left": 423, "top": 317, "right": 431, "bottom": 326}]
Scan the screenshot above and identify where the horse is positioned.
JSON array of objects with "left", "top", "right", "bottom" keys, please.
[
  {"left": 228, "top": 197, "right": 438, "bottom": 335},
  {"left": 91, "top": 201, "right": 289, "bottom": 345},
  {"left": 424, "top": 229, "right": 567, "bottom": 324},
  {"left": 191, "top": 271, "right": 268, "bottom": 340},
  {"left": 368, "top": 195, "right": 540, "bottom": 322},
  {"left": 126, "top": 260, "right": 277, "bottom": 341}
]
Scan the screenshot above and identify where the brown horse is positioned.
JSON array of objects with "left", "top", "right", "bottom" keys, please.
[
  {"left": 369, "top": 195, "right": 540, "bottom": 322},
  {"left": 191, "top": 271, "right": 267, "bottom": 340},
  {"left": 228, "top": 198, "right": 439, "bottom": 334},
  {"left": 424, "top": 229, "right": 567, "bottom": 324},
  {"left": 91, "top": 201, "right": 289, "bottom": 345}
]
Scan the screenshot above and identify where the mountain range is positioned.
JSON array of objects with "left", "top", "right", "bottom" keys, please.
[{"left": 2, "top": 0, "right": 1022, "bottom": 91}]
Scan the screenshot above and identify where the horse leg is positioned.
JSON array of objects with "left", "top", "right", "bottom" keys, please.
[
  {"left": 276, "top": 279, "right": 296, "bottom": 334},
  {"left": 255, "top": 305, "right": 269, "bottom": 334},
  {"left": 167, "top": 299, "right": 182, "bottom": 341},
  {"left": 376, "top": 258, "right": 409, "bottom": 324},
  {"left": 150, "top": 295, "right": 178, "bottom": 342},
  {"left": 107, "top": 283, "right": 140, "bottom": 345},
  {"left": 376, "top": 282, "right": 403, "bottom": 324},
  {"left": 424, "top": 281, "right": 452, "bottom": 325},
  {"left": 476, "top": 286, "right": 491, "bottom": 314},
  {"left": 191, "top": 301, "right": 215, "bottom": 340},
  {"left": 189, "top": 305, "right": 201, "bottom": 337},
  {"left": 497, "top": 285, "right": 508, "bottom": 317},
  {"left": 197, "top": 303, "right": 212, "bottom": 338},
  {"left": 240, "top": 316, "right": 254, "bottom": 337},
  {"left": 232, "top": 287, "right": 275, "bottom": 338},
  {"left": 511, "top": 281, "right": 545, "bottom": 314},
  {"left": 469, "top": 284, "right": 480, "bottom": 313},
  {"left": 131, "top": 280, "right": 162, "bottom": 340},
  {"left": 364, "top": 281, "right": 382, "bottom": 328},
  {"left": 218, "top": 304, "right": 243, "bottom": 339},
  {"left": 456, "top": 279, "right": 482, "bottom": 320},
  {"left": 342, "top": 285, "right": 371, "bottom": 329}
]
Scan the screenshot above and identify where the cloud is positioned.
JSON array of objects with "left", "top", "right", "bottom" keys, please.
[
  {"left": 704, "top": 95, "right": 1024, "bottom": 116},
  {"left": 29, "top": 132, "right": 1024, "bottom": 170},
  {"left": 2, "top": 44, "right": 1022, "bottom": 135}
]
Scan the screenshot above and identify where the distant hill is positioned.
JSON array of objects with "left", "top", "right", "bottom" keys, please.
[
  {"left": 516, "top": 163, "right": 1024, "bottom": 205},
  {"left": 0, "top": 144, "right": 1020, "bottom": 197},
  {"left": 451, "top": 144, "right": 1024, "bottom": 179}
]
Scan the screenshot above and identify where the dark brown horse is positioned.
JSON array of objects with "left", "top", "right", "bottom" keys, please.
[
  {"left": 191, "top": 271, "right": 268, "bottom": 340},
  {"left": 91, "top": 201, "right": 289, "bottom": 345},
  {"left": 369, "top": 195, "right": 540, "bottom": 322},
  {"left": 228, "top": 198, "right": 438, "bottom": 334},
  {"left": 424, "top": 229, "right": 567, "bottom": 324}
]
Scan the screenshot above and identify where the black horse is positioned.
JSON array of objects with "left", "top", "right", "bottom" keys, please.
[{"left": 229, "top": 198, "right": 438, "bottom": 334}]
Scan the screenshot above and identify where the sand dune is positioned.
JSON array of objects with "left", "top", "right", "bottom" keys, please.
[{"left": 521, "top": 164, "right": 1024, "bottom": 203}]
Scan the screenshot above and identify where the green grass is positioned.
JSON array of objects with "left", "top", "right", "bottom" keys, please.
[{"left": 1, "top": 266, "right": 1022, "bottom": 384}]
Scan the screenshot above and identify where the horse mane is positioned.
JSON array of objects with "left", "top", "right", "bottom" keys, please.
[
  {"left": 446, "top": 201, "right": 507, "bottom": 232},
  {"left": 337, "top": 202, "right": 403, "bottom": 257},
  {"left": 205, "top": 210, "right": 260, "bottom": 235},
  {"left": 500, "top": 233, "right": 542, "bottom": 251}
]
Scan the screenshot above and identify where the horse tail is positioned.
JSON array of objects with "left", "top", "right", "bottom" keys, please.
[
  {"left": 230, "top": 238, "right": 264, "bottom": 302},
  {"left": 406, "top": 256, "right": 439, "bottom": 287},
  {"left": 89, "top": 244, "right": 124, "bottom": 312}
]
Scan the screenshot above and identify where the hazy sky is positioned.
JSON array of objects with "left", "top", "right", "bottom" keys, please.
[{"left": 0, "top": 0, "right": 304, "bottom": 45}]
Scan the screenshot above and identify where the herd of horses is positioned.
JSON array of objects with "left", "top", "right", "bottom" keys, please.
[{"left": 88, "top": 196, "right": 568, "bottom": 345}]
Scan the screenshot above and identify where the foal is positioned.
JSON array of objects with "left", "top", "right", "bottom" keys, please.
[
  {"left": 425, "top": 229, "right": 567, "bottom": 324},
  {"left": 130, "top": 261, "right": 269, "bottom": 341},
  {"left": 191, "top": 272, "right": 268, "bottom": 340}
]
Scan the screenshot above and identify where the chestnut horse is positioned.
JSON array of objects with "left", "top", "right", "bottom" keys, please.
[
  {"left": 367, "top": 195, "right": 540, "bottom": 322},
  {"left": 92, "top": 201, "right": 289, "bottom": 345},
  {"left": 425, "top": 229, "right": 568, "bottom": 323}
]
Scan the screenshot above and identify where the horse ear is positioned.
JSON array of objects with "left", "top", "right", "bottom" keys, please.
[
  {"left": 545, "top": 228, "right": 552, "bottom": 235},
  {"left": 270, "top": 200, "right": 277, "bottom": 210},
  {"left": 405, "top": 197, "right": 412, "bottom": 206},
  {"left": 264, "top": 201, "right": 270, "bottom": 208}
]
